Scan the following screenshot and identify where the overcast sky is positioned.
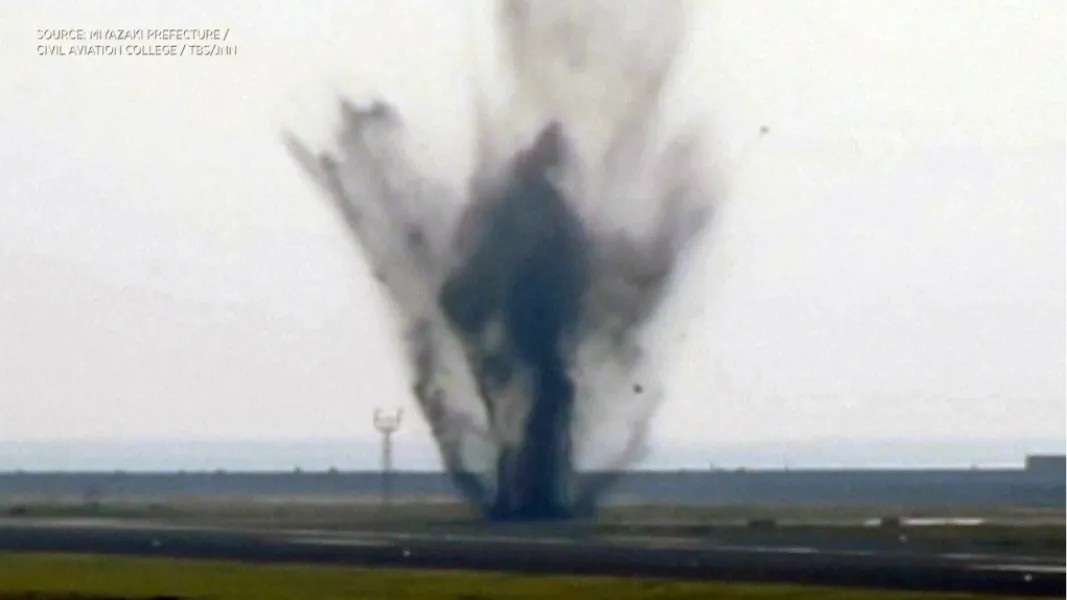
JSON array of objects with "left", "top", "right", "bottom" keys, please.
[{"left": 0, "top": 1, "right": 1063, "bottom": 468}]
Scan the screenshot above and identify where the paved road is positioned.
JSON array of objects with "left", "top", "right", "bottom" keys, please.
[{"left": 0, "top": 520, "right": 1062, "bottom": 597}]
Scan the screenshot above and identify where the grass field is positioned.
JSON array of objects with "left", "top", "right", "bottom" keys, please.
[{"left": 0, "top": 553, "right": 1035, "bottom": 600}]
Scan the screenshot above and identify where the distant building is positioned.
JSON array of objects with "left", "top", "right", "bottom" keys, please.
[{"left": 1025, "top": 454, "right": 1066, "bottom": 474}]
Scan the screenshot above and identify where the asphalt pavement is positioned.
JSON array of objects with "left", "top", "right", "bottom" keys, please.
[{"left": 0, "top": 519, "right": 1062, "bottom": 597}]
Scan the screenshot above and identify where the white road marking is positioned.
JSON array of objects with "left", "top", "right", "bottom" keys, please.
[
  {"left": 942, "top": 553, "right": 1064, "bottom": 564},
  {"left": 774, "top": 546, "right": 820, "bottom": 554},
  {"left": 862, "top": 518, "right": 987, "bottom": 527},
  {"left": 602, "top": 535, "right": 705, "bottom": 549},
  {"left": 289, "top": 536, "right": 394, "bottom": 548},
  {"left": 970, "top": 564, "right": 1066, "bottom": 574},
  {"left": 700, "top": 544, "right": 821, "bottom": 555}
]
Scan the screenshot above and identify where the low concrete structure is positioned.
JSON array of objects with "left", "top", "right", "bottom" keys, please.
[{"left": 1025, "top": 454, "right": 1066, "bottom": 475}]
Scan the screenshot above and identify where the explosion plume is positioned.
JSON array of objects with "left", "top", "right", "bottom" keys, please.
[{"left": 284, "top": 0, "right": 716, "bottom": 520}]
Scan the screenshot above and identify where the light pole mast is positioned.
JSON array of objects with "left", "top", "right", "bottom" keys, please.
[{"left": 373, "top": 408, "right": 403, "bottom": 508}]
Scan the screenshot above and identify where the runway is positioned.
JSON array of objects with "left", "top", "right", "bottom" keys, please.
[{"left": 0, "top": 519, "right": 1062, "bottom": 597}]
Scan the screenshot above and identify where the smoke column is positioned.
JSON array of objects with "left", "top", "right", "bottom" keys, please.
[{"left": 284, "top": 0, "right": 717, "bottom": 520}]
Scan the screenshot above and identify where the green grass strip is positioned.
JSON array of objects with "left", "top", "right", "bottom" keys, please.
[{"left": 0, "top": 553, "right": 1028, "bottom": 600}]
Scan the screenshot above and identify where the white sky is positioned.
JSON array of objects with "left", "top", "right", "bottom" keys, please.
[{"left": 0, "top": 1, "right": 1063, "bottom": 462}]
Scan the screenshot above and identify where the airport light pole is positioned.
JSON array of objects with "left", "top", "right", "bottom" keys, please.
[{"left": 373, "top": 408, "right": 403, "bottom": 508}]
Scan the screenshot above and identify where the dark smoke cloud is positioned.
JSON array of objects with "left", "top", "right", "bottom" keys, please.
[{"left": 284, "top": 0, "right": 714, "bottom": 519}]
